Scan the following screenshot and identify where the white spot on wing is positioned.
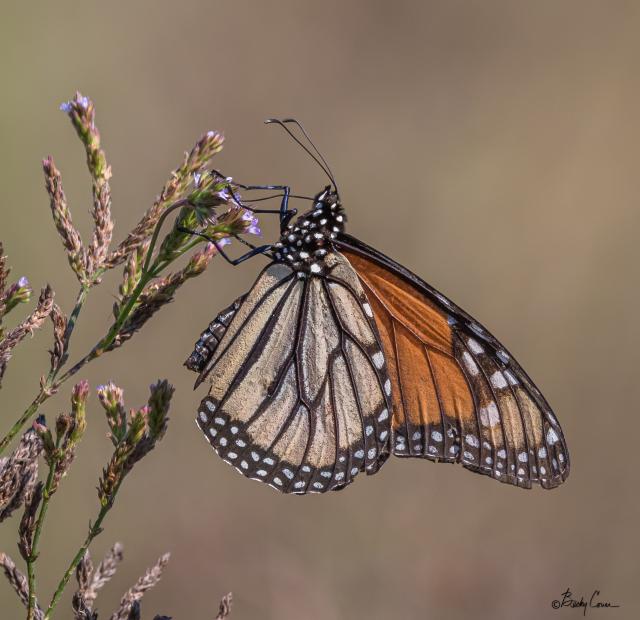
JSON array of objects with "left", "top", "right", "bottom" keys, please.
[
  {"left": 465, "top": 434, "right": 479, "bottom": 448},
  {"left": 431, "top": 430, "right": 443, "bottom": 442},
  {"left": 504, "top": 370, "right": 519, "bottom": 385},
  {"left": 479, "top": 402, "right": 500, "bottom": 427},
  {"left": 372, "top": 351, "right": 384, "bottom": 369},
  {"left": 378, "top": 409, "right": 389, "bottom": 422},
  {"left": 363, "top": 302, "right": 373, "bottom": 318},
  {"left": 467, "top": 338, "right": 484, "bottom": 354},
  {"left": 546, "top": 428, "right": 559, "bottom": 445},
  {"left": 462, "top": 352, "right": 479, "bottom": 376},
  {"left": 490, "top": 371, "right": 508, "bottom": 389}
]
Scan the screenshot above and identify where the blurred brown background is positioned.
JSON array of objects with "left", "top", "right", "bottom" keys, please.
[{"left": 1, "top": 1, "right": 639, "bottom": 618}]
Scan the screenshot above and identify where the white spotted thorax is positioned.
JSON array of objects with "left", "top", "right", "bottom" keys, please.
[{"left": 272, "top": 187, "right": 345, "bottom": 277}]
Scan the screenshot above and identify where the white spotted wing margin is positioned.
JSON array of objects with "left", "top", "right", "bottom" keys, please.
[{"left": 195, "top": 253, "right": 393, "bottom": 494}]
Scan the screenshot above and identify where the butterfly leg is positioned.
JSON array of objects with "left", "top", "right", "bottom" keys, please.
[
  {"left": 235, "top": 184, "right": 294, "bottom": 230},
  {"left": 177, "top": 227, "right": 273, "bottom": 266},
  {"left": 210, "top": 169, "right": 296, "bottom": 230}
]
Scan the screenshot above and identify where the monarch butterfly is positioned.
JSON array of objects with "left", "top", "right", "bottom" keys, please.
[{"left": 185, "top": 119, "right": 569, "bottom": 494}]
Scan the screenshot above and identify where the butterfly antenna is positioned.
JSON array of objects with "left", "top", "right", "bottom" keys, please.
[
  {"left": 265, "top": 118, "right": 338, "bottom": 193},
  {"left": 281, "top": 118, "right": 339, "bottom": 194}
]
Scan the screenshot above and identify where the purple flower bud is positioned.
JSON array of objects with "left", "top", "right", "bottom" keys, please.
[
  {"left": 218, "top": 237, "right": 231, "bottom": 247},
  {"left": 193, "top": 172, "right": 202, "bottom": 187},
  {"left": 17, "top": 276, "right": 29, "bottom": 288},
  {"left": 59, "top": 101, "right": 72, "bottom": 113},
  {"left": 248, "top": 223, "right": 262, "bottom": 236}
]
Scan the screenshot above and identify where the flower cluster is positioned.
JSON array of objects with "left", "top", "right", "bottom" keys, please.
[
  {"left": 0, "top": 92, "right": 242, "bottom": 619},
  {"left": 97, "top": 381, "right": 173, "bottom": 507}
]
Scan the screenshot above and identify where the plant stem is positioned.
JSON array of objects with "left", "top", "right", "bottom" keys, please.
[
  {"left": 0, "top": 199, "right": 191, "bottom": 455},
  {"left": 27, "top": 446, "right": 61, "bottom": 620},
  {"left": 0, "top": 283, "right": 91, "bottom": 456},
  {"left": 55, "top": 199, "right": 191, "bottom": 386},
  {"left": 55, "top": 284, "right": 91, "bottom": 374},
  {"left": 54, "top": 270, "right": 154, "bottom": 386},
  {"left": 0, "top": 395, "right": 46, "bottom": 455},
  {"left": 44, "top": 482, "right": 122, "bottom": 620}
]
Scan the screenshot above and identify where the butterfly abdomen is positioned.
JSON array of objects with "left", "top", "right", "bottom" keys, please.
[{"left": 184, "top": 294, "right": 246, "bottom": 374}]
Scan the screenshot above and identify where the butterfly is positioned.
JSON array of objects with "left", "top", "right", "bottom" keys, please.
[{"left": 185, "top": 119, "right": 569, "bottom": 494}]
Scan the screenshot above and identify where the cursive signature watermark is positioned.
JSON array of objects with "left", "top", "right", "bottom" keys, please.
[{"left": 552, "top": 588, "right": 620, "bottom": 615}]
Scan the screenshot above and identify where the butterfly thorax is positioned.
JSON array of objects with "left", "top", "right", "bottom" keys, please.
[{"left": 272, "top": 187, "right": 345, "bottom": 277}]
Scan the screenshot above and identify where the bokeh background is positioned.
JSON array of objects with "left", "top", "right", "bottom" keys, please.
[{"left": 1, "top": 1, "right": 639, "bottom": 618}]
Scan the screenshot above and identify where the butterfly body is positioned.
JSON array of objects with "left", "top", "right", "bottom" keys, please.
[
  {"left": 272, "top": 186, "right": 345, "bottom": 277},
  {"left": 188, "top": 166, "right": 569, "bottom": 494}
]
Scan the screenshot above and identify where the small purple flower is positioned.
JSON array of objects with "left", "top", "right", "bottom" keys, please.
[
  {"left": 218, "top": 237, "right": 232, "bottom": 247},
  {"left": 78, "top": 95, "right": 90, "bottom": 110},
  {"left": 17, "top": 276, "right": 30, "bottom": 288},
  {"left": 241, "top": 211, "right": 262, "bottom": 236},
  {"left": 193, "top": 172, "right": 202, "bottom": 187},
  {"left": 59, "top": 101, "right": 72, "bottom": 113}
]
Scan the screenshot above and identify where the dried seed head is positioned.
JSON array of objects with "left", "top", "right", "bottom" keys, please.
[
  {"left": 216, "top": 592, "right": 233, "bottom": 619},
  {"left": 0, "top": 552, "right": 31, "bottom": 608},
  {"left": 83, "top": 542, "right": 124, "bottom": 606},
  {"left": 97, "top": 382, "right": 127, "bottom": 445},
  {"left": 110, "top": 553, "right": 170, "bottom": 620},
  {"left": 1, "top": 276, "right": 32, "bottom": 317},
  {"left": 60, "top": 92, "right": 113, "bottom": 275},
  {"left": 0, "top": 285, "right": 54, "bottom": 385},
  {"left": 43, "top": 156, "right": 87, "bottom": 281},
  {"left": 18, "top": 481, "right": 43, "bottom": 562},
  {"left": 106, "top": 131, "right": 225, "bottom": 268},
  {"left": 49, "top": 303, "right": 68, "bottom": 371},
  {"left": 0, "top": 427, "right": 43, "bottom": 522}
]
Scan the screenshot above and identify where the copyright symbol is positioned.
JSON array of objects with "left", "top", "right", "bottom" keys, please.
[{"left": 552, "top": 600, "right": 561, "bottom": 609}]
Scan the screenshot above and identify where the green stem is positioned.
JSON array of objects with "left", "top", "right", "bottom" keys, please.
[
  {"left": 55, "top": 199, "right": 192, "bottom": 386},
  {"left": 0, "top": 282, "right": 92, "bottom": 456},
  {"left": 55, "top": 284, "right": 91, "bottom": 375},
  {"left": 54, "top": 269, "right": 154, "bottom": 386},
  {"left": 0, "top": 199, "right": 193, "bottom": 455},
  {"left": 44, "top": 482, "right": 122, "bottom": 620},
  {"left": 0, "top": 395, "right": 46, "bottom": 455},
  {"left": 27, "top": 446, "right": 61, "bottom": 620}
]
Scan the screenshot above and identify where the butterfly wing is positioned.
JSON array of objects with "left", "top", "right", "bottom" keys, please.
[
  {"left": 195, "top": 252, "right": 392, "bottom": 494},
  {"left": 336, "top": 233, "right": 569, "bottom": 490}
]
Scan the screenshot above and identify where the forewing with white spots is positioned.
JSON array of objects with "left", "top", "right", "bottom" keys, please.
[{"left": 194, "top": 253, "right": 392, "bottom": 494}]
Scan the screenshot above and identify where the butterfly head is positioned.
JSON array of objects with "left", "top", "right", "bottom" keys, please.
[{"left": 273, "top": 186, "right": 345, "bottom": 276}]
